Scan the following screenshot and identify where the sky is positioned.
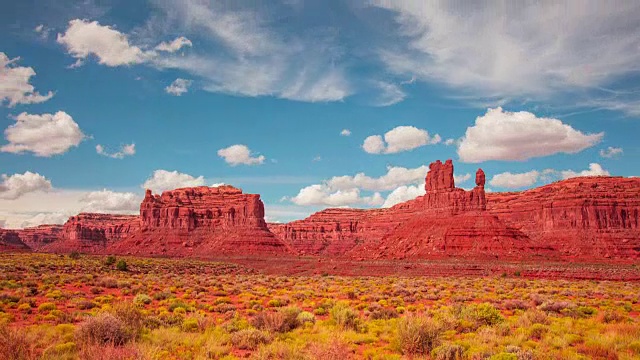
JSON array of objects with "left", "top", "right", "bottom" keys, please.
[{"left": 1, "top": 0, "right": 639, "bottom": 228}]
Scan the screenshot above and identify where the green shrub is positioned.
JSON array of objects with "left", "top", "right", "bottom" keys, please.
[
  {"left": 230, "top": 329, "right": 272, "bottom": 350},
  {"left": 105, "top": 255, "right": 116, "bottom": 266},
  {"left": 38, "top": 302, "right": 56, "bottom": 313},
  {"left": 252, "top": 307, "right": 301, "bottom": 333},
  {"left": 489, "top": 353, "right": 517, "bottom": 360},
  {"left": 397, "top": 315, "right": 442, "bottom": 355},
  {"left": 297, "top": 311, "right": 316, "bottom": 325},
  {"left": 69, "top": 251, "right": 81, "bottom": 260},
  {"left": 75, "top": 313, "right": 133, "bottom": 345},
  {"left": 133, "top": 294, "right": 152, "bottom": 307},
  {"left": 116, "top": 260, "right": 128, "bottom": 271},
  {"left": 432, "top": 344, "right": 465, "bottom": 360},
  {"left": 465, "top": 303, "right": 504, "bottom": 327},
  {"left": 330, "top": 303, "right": 362, "bottom": 331}
]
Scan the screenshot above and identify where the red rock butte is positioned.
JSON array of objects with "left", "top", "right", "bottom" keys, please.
[{"left": 1, "top": 160, "right": 639, "bottom": 262}]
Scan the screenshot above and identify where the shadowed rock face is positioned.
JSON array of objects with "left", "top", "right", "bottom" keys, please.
[
  {"left": 15, "top": 225, "right": 63, "bottom": 250},
  {"left": 270, "top": 160, "right": 640, "bottom": 261},
  {"left": 0, "top": 229, "right": 31, "bottom": 252}
]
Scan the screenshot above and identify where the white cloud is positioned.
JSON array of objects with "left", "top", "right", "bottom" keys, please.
[
  {"left": 312, "top": 156, "right": 322, "bottom": 162},
  {"left": 600, "top": 146, "right": 623, "bottom": 158},
  {"left": 290, "top": 185, "right": 384, "bottom": 207},
  {"left": 57, "top": 19, "right": 148, "bottom": 66},
  {"left": 0, "top": 172, "right": 52, "bottom": 200},
  {"left": 372, "top": 1, "right": 640, "bottom": 113},
  {"left": 1, "top": 111, "right": 86, "bottom": 157},
  {"left": 155, "top": 36, "right": 193, "bottom": 52},
  {"left": 20, "top": 213, "right": 68, "bottom": 228},
  {"left": 150, "top": 1, "right": 351, "bottom": 103},
  {"left": 560, "top": 163, "right": 610, "bottom": 179},
  {"left": 142, "top": 170, "right": 206, "bottom": 193},
  {"left": 80, "top": 189, "right": 140, "bottom": 212},
  {"left": 382, "top": 185, "right": 425, "bottom": 207},
  {"left": 444, "top": 138, "right": 457, "bottom": 146},
  {"left": 0, "top": 219, "right": 5, "bottom": 228},
  {"left": 458, "top": 107, "right": 603, "bottom": 163},
  {"left": 217, "top": 144, "right": 265, "bottom": 166},
  {"left": 340, "top": 129, "right": 351, "bottom": 136},
  {"left": 327, "top": 165, "right": 428, "bottom": 192},
  {"left": 454, "top": 173, "right": 471, "bottom": 184},
  {"left": 165, "top": 78, "right": 192, "bottom": 96},
  {"left": 0, "top": 52, "right": 54, "bottom": 107},
  {"left": 363, "top": 126, "right": 440, "bottom": 154},
  {"left": 34, "top": 24, "right": 51, "bottom": 40},
  {"left": 490, "top": 170, "right": 541, "bottom": 189},
  {"left": 288, "top": 165, "right": 428, "bottom": 207},
  {"left": 374, "top": 81, "right": 406, "bottom": 106},
  {"left": 96, "top": 143, "right": 135, "bottom": 159}
]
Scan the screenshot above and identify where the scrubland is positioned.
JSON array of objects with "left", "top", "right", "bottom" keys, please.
[{"left": 0, "top": 253, "right": 639, "bottom": 359}]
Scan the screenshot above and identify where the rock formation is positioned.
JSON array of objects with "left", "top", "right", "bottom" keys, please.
[
  {"left": 41, "top": 214, "right": 139, "bottom": 253},
  {"left": 16, "top": 225, "right": 64, "bottom": 250},
  {"left": 487, "top": 177, "right": 640, "bottom": 259},
  {"left": 0, "top": 229, "right": 31, "bottom": 252},
  {"left": 109, "top": 186, "right": 288, "bottom": 256}
]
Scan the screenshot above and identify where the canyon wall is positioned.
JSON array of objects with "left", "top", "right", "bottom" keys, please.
[{"left": 0, "top": 229, "right": 31, "bottom": 252}]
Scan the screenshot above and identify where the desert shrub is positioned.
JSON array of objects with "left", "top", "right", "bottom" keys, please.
[
  {"left": 42, "top": 341, "right": 77, "bottom": 358},
  {"left": 330, "top": 303, "right": 362, "bottom": 331},
  {"left": 502, "top": 299, "right": 529, "bottom": 311},
  {"left": 153, "top": 291, "right": 172, "bottom": 300},
  {"left": 38, "top": 302, "right": 56, "bottom": 313},
  {"left": 17, "top": 303, "right": 31, "bottom": 313},
  {"left": 98, "top": 277, "right": 118, "bottom": 289},
  {"left": 528, "top": 323, "right": 548, "bottom": 340},
  {"left": 252, "top": 307, "right": 301, "bottom": 333},
  {"left": 297, "top": 311, "right": 316, "bottom": 325},
  {"left": 77, "top": 300, "right": 97, "bottom": 310},
  {"left": 0, "top": 327, "right": 37, "bottom": 360},
  {"left": 69, "top": 251, "right": 81, "bottom": 260},
  {"left": 116, "top": 260, "right": 128, "bottom": 272},
  {"left": 252, "top": 341, "right": 306, "bottom": 360},
  {"left": 431, "top": 343, "right": 465, "bottom": 360},
  {"left": 133, "top": 294, "right": 152, "bottom": 307},
  {"left": 182, "top": 318, "right": 200, "bottom": 332},
  {"left": 599, "top": 310, "right": 626, "bottom": 323},
  {"left": 505, "top": 345, "right": 534, "bottom": 360},
  {"left": 168, "top": 300, "right": 189, "bottom": 312},
  {"left": 397, "top": 315, "right": 443, "bottom": 355},
  {"left": 307, "top": 337, "right": 353, "bottom": 360},
  {"left": 464, "top": 303, "right": 504, "bottom": 327},
  {"left": 111, "top": 302, "right": 144, "bottom": 337},
  {"left": 539, "top": 301, "right": 571, "bottom": 313},
  {"left": 577, "top": 342, "right": 620, "bottom": 360},
  {"left": 230, "top": 329, "right": 272, "bottom": 350},
  {"left": 489, "top": 353, "right": 517, "bottom": 360},
  {"left": 518, "top": 309, "right": 549, "bottom": 326},
  {"left": 75, "top": 313, "right": 133, "bottom": 345},
  {"left": 368, "top": 303, "right": 399, "bottom": 320},
  {"left": 104, "top": 255, "right": 116, "bottom": 266}
]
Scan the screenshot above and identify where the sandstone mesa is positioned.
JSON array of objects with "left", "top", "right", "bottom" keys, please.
[{"left": 2, "top": 160, "right": 639, "bottom": 262}]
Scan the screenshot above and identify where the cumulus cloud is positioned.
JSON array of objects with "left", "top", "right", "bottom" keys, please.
[
  {"left": 290, "top": 185, "right": 384, "bottom": 207},
  {"left": 1, "top": 111, "right": 86, "bottom": 157},
  {"left": 142, "top": 170, "right": 206, "bottom": 193},
  {"left": 363, "top": 126, "right": 440, "bottom": 154},
  {"left": 490, "top": 170, "right": 541, "bottom": 189},
  {"left": 0, "top": 172, "right": 52, "bottom": 200},
  {"left": 80, "top": 189, "right": 140, "bottom": 213},
  {"left": 458, "top": 107, "right": 603, "bottom": 163},
  {"left": 155, "top": 36, "right": 193, "bottom": 52},
  {"left": 327, "top": 165, "right": 428, "bottom": 192},
  {"left": 560, "top": 163, "right": 610, "bottom": 179},
  {"left": 371, "top": 1, "right": 640, "bottom": 114},
  {"left": 165, "top": 78, "right": 192, "bottom": 96},
  {"left": 218, "top": 144, "right": 265, "bottom": 166},
  {"left": 288, "top": 165, "right": 428, "bottom": 207},
  {"left": 382, "top": 185, "right": 425, "bottom": 208},
  {"left": 96, "top": 143, "right": 135, "bottom": 159},
  {"left": 600, "top": 146, "right": 623, "bottom": 158},
  {"left": 0, "top": 52, "right": 54, "bottom": 106},
  {"left": 20, "top": 212, "right": 68, "bottom": 228},
  {"left": 340, "top": 129, "right": 351, "bottom": 136},
  {"left": 57, "top": 19, "right": 148, "bottom": 66}
]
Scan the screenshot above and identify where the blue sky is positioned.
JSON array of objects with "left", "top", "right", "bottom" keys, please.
[{"left": 1, "top": 0, "right": 639, "bottom": 228}]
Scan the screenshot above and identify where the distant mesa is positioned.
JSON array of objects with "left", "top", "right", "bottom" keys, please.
[{"left": 2, "top": 160, "right": 639, "bottom": 262}]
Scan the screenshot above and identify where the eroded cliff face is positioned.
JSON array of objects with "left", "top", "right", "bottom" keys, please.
[
  {"left": 42, "top": 214, "right": 139, "bottom": 253},
  {"left": 17, "top": 225, "right": 64, "bottom": 250},
  {"left": 109, "top": 186, "right": 288, "bottom": 256},
  {"left": 269, "top": 160, "right": 543, "bottom": 259},
  {"left": 487, "top": 177, "right": 640, "bottom": 259},
  {"left": 269, "top": 160, "right": 639, "bottom": 261},
  {"left": 0, "top": 229, "right": 31, "bottom": 252}
]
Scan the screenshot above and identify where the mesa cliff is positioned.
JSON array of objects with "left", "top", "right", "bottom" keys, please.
[{"left": 2, "top": 160, "right": 639, "bottom": 262}]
